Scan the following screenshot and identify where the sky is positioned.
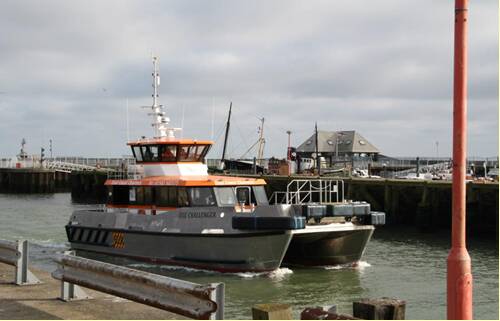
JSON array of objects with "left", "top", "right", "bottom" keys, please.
[{"left": 0, "top": 0, "right": 497, "bottom": 159}]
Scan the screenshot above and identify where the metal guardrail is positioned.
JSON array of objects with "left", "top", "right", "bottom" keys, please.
[
  {"left": 52, "top": 253, "right": 224, "bottom": 320},
  {"left": 45, "top": 161, "right": 115, "bottom": 173},
  {"left": 0, "top": 239, "right": 41, "bottom": 285},
  {"left": 270, "top": 179, "right": 344, "bottom": 205}
]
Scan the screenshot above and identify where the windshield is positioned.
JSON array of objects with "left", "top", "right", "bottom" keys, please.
[{"left": 214, "top": 187, "right": 236, "bottom": 206}]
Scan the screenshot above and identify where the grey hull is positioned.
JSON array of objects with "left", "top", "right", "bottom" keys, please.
[
  {"left": 66, "top": 206, "right": 298, "bottom": 272},
  {"left": 69, "top": 230, "right": 292, "bottom": 272},
  {"left": 283, "top": 223, "right": 374, "bottom": 266}
]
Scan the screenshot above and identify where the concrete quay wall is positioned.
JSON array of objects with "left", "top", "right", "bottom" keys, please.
[
  {"left": 0, "top": 168, "right": 70, "bottom": 193},
  {"left": 252, "top": 175, "right": 499, "bottom": 238}
]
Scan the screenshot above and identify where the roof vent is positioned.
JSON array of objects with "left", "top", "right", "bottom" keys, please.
[{"left": 359, "top": 140, "right": 366, "bottom": 145}]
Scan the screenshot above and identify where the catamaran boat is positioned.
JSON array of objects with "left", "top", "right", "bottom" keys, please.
[
  {"left": 65, "top": 57, "right": 383, "bottom": 272},
  {"left": 65, "top": 57, "right": 305, "bottom": 272}
]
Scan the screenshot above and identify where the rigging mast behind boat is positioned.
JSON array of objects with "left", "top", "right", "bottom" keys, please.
[{"left": 220, "top": 102, "right": 232, "bottom": 170}]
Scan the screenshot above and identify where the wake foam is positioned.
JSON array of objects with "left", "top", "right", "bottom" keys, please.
[{"left": 323, "top": 261, "right": 371, "bottom": 270}]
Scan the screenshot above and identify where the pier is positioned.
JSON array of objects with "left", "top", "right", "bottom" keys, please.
[
  {"left": 250, "top": 175, "right": 499, "bottom": 237},
  {"left": 0, "top": 168, "right": 70, "bottom": 193},
  {"left": 65, "top": 171, "right": 499, "bottom": 237},
  {"left": 0, "top": 262, "right": 182, "bottom": 320}
]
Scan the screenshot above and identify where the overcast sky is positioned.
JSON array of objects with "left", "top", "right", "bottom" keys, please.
[{"left": 0, "top": 0, "right": 497, "bottom": 159}]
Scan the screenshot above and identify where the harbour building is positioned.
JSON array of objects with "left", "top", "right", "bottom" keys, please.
[{"left": 296, "top": 130, "right": 380, "bottom": 165}]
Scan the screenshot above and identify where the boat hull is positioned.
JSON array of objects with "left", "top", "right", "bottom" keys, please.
[
  {"left": 66, "top": 206, "right": 298, "bottom": 272},
  {"left": 69, "top": 229, "right": 292, "bottom": 272},
  {"left": 282, "top": 223, "right": 374, "bottom": 266}
]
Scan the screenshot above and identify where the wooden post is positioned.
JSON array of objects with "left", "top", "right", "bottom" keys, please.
[
  {"left": 384, "top": 183, "right": 391, "bottom": 215},
  {"left": 391, "top": 187, "right": 400, "bottom": 222},
  {"left": 353, "top": 298, "right": 406, "bottom": 320},
  {"left": 252, "top": 303, "right": 292, "bottom": 320},
  {"left": 301, "top": 306, "right": 359, "bottom": 320}
]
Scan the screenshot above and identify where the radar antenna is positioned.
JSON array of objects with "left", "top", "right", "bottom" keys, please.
[{"left": 148, "top": 56, "right": 179, "bottom": 138}]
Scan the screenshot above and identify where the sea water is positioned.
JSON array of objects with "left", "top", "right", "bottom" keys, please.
[{"left": 0, "top": 193, "right": 497, "bottom": 319}]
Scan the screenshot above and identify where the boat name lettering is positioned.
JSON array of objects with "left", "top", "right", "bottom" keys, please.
[{"left": 180, "top": 211, "right": 217, "bottom": 218}]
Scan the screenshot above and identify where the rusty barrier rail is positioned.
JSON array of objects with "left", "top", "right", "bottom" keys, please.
[
  {"left": 0, "top": 239, "right": 41, "bottom": 285},
  {"left": 52, "top": 253, "right": 224, "bottom": 319}
]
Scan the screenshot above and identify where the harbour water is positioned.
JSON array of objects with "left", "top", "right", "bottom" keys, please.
[{"left": 0, "top": 193, "right": 497, "bottom": 319}]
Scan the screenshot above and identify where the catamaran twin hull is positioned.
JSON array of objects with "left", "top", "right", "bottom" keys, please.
[
  {"left": 283, "top": 223, "right": 374, "bottom": 266},
  {"left": 66, "top": 209, "right": 375, "bottom": 272}
]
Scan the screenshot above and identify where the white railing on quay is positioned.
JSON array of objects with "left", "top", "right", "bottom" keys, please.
[
  {"left": 0, "top": 239, "right": 41, "bottom": 285},
  {"left": 52, "top": 253, "right": 224, "bottom": 320}
]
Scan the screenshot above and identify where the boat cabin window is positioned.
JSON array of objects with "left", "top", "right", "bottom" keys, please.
[
  {"left": 252, "top": 186, "right": 269, "bottom": 205},
  {"left": 141, "top": 146, "right": 160, "bottom": 162},
  {"left": 132, "top": 146, "right": 143, "bottom": 162},
  {"left": 235, "top": 187, "right": 252, "bottom": 206},
  {"left": 131, "top": 144, "right": 210, "bottom": 163},
  {"left": 177, "top": 187, "right": 189, "bottom": 207},
  {"left": 214, "top": 187, "right": 236, "bottom": 206},
  {"left": 155, "top": 186, "right": 177, "bottom": 207},
  {"left": 160, "top": 145, "right": 177, "bottom": 162},
  {"left": 187, "top": 187, "right": 216, "bottom": 207},
  {"left": 178, "top": 145, "right": 210, "bottom": 162},
  {"left": 108, "top": 186, "right": 129, "bottom": 205}
]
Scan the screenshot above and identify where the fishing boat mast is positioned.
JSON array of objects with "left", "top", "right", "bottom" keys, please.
[{"left": 220, "top": 102, "right": 232, "bottom": 169}]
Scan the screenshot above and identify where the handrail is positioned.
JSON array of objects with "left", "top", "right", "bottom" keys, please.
[{"left": 52, "top": 253, "right": 224, "bottom": 319}]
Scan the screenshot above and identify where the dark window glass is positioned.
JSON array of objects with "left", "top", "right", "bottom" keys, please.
[
  {"left": 150, "top": 146, "right": 159, "bottom": 162},
  {"left": 109, "top": 186, "right": 129, "bottom": 205},
  {"left": 187, "top": 187, "right": 216, "bottom": 206},
  {"left": 159, "top": 145, "right": 177, "bottom": 162},
  {"left": 133, "top": 146, "right": 143, "bottom": 162},
  {"left": 156, "top": 186, "right": 178, "bottom": 207},
  {"left": 135, "top": 187, "right": 145, "bottom": 205},
  {"left": 214, "top": 187, "right": 236, "bottom": 206},
  {"left": 168, "top": 187, "right": 178, "bottom": 206},
  {"left": 235, "top": 187, "right": 252, "bottom": 205},
  {"left": 141, "top": 146, "right": 160, "bottom": 162},
  {"left": 178, "top": 145, "right": 210, "bottom": 162},
  {"left": 141, "top": 146, "right": 152, "bottom": 161},
  {"left": 252, "top": 186, "right": 269, "bottom": 205},
  {"left": 144, "top": 187, "right": 153, "bottom": 204},
  {"left": 177, "top": 187, "right": 189, "bottom": 207},
  {"left": 156, "top": 187, "right": 170, "bottom": 206}
]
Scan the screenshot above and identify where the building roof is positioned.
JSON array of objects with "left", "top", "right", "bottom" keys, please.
[{"left": 296, "top": 130, "right": 380, "bottom": 154}]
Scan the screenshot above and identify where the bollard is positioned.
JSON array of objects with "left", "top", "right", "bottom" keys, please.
[
  {"left": 252, "top": 303, "right": 292, "bottom": 320},
  {"left": 352, "top": 298, "right": 406, "bottom": 320},
  {"left": 301, "top": 306, "right": 360, "bottom": 320}
]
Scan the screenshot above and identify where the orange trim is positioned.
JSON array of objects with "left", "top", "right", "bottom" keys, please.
[
  {"left": 136, "top": 161, "right": 203, "bottom": 165},
  {"left": 128, "top": 139, "right": 213, "bottom": 146},
  {"left": 105, "top": 175, "right": 267, "bottom": 187}
]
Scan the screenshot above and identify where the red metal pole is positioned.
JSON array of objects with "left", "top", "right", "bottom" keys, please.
[{"left": 447, "top": 0, "right": 473, "bottom": 319}]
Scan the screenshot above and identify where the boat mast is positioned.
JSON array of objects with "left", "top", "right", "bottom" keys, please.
[
  {"left": 149, "top": 56, "right": 176, "bottom": 138},
  {"left": 315, "top": 122, "right": 321, "bottom": 176},
  {"left": 220, "top": 102, "right": 232, "bottom": 168},
  {"left": 256, "top": 117, "right": 265, "bottom": 165}
]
